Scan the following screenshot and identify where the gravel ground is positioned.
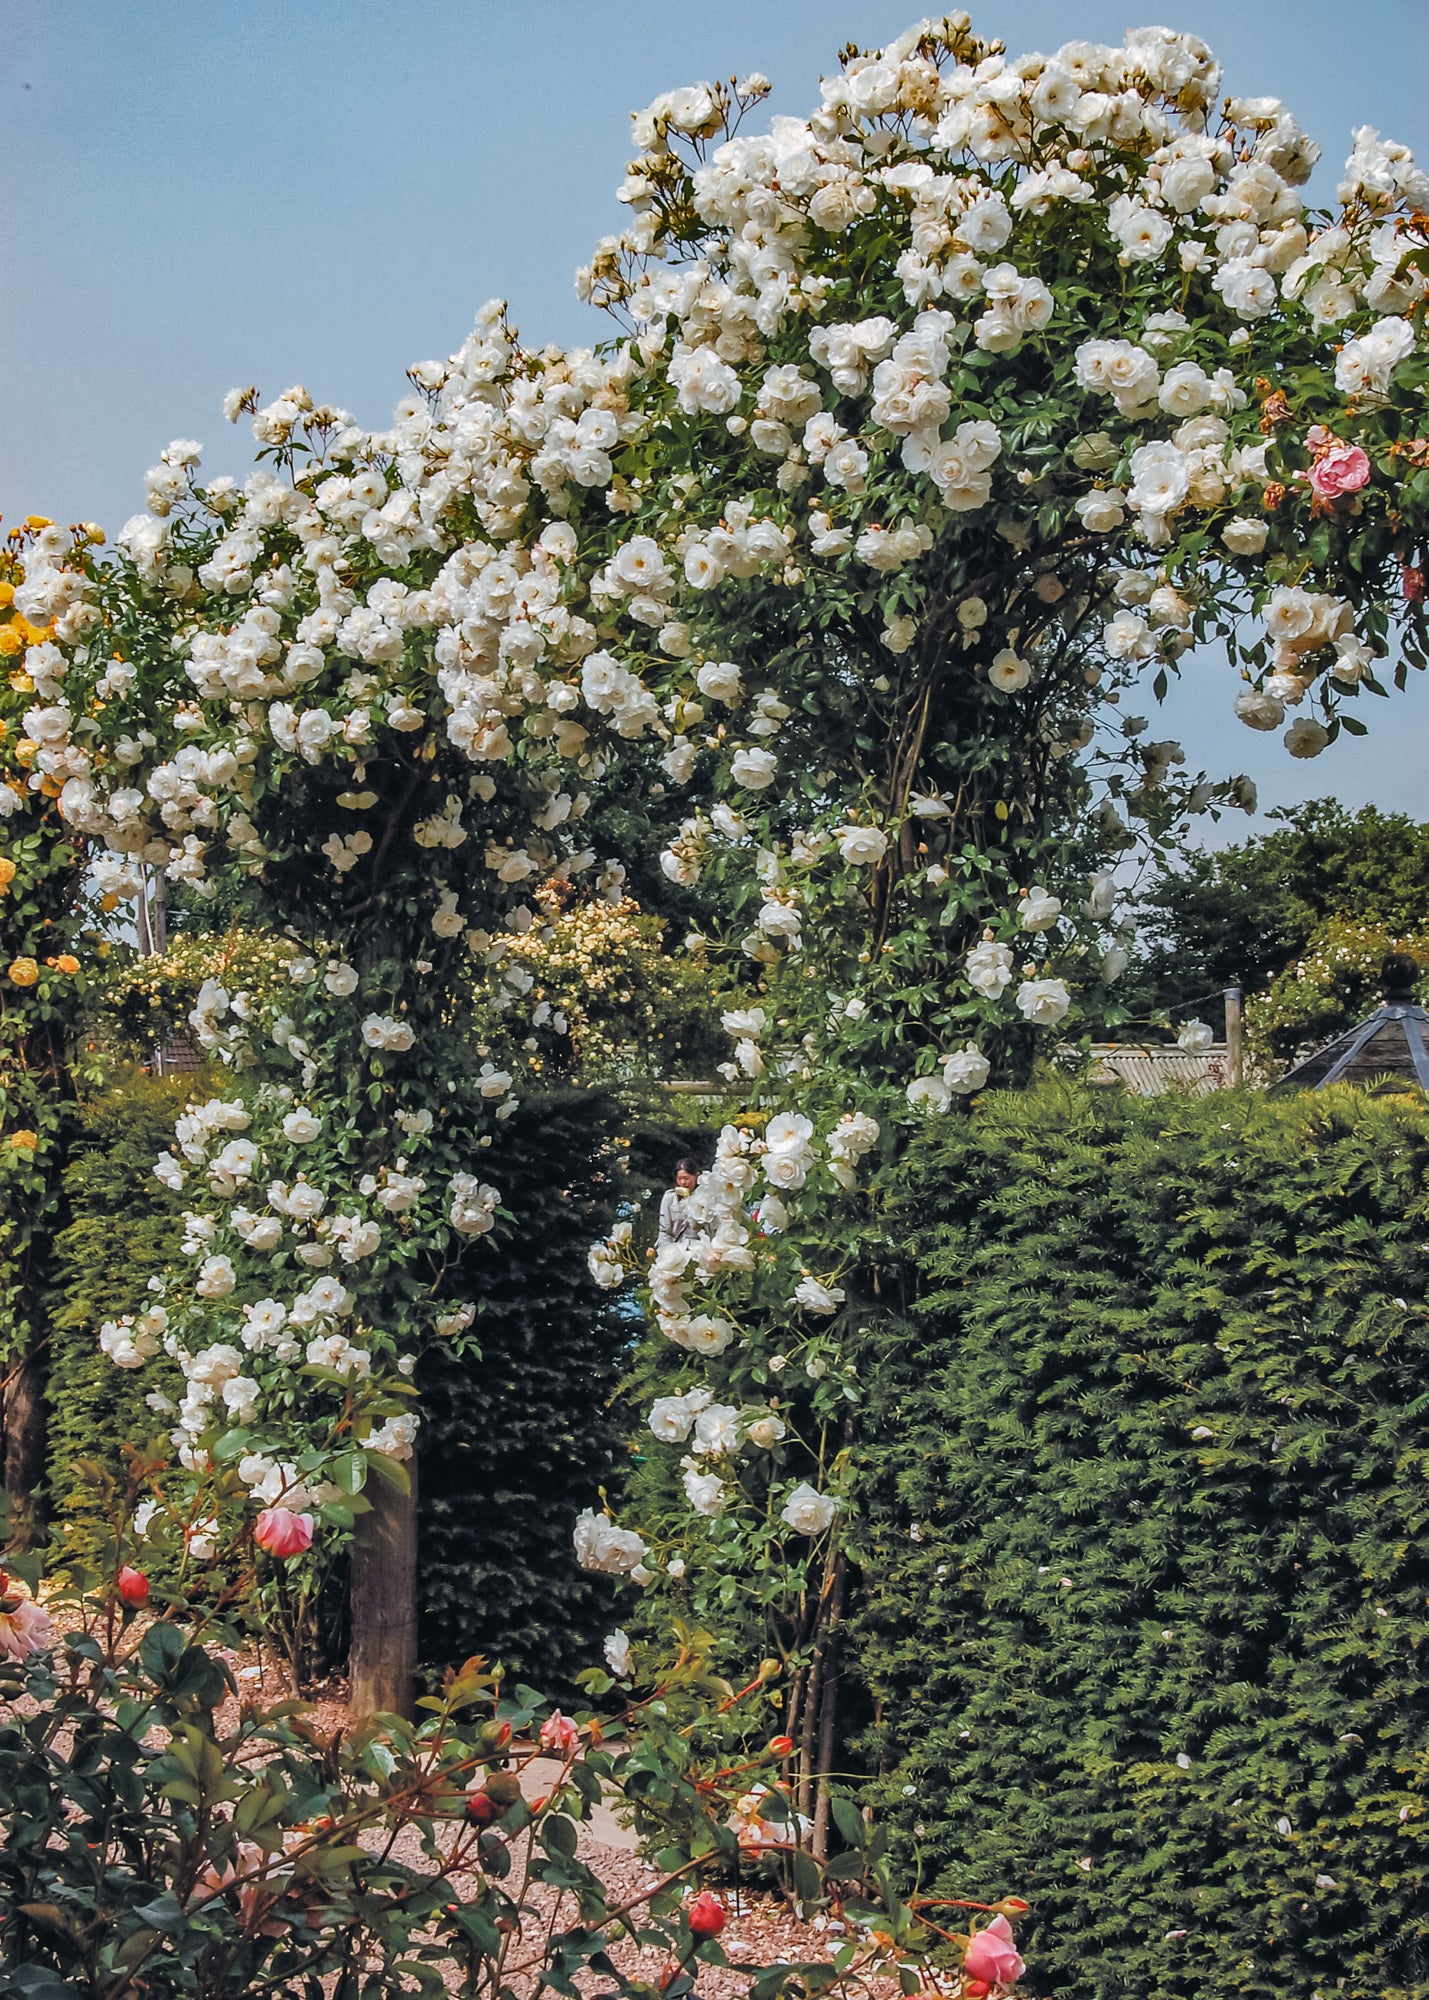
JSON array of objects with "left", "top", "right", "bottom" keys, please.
[{"left": 216, "top": 1659, "right": 902, "bottom": 1998}]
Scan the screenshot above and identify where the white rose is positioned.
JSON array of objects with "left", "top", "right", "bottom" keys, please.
[
  {"left": 648, "top": 1395, "right": 698, "bottom": 1444},
  {"left": 697, "top": 660, "right": 743, "bottom": 704},
  {"left": 1222, "top": 517, "right": 1269, "bottom": 555},
  {"left": 966, "top": 939, "right": 1015, "bottom": 999},
  {"left": 988, "top": 649, "right": 1031, "bottom": 692},
  {"left": 1233, "top": 689, "right": 1285, "bottom": 731},
  {"left": 745, "top": 1414, "right": 787, "bottom": 1449},
  {"left": 1177, "top": 1019, "right": 1215, "bottom": 1052},
  {"left": 573, "top": 1509, "right": 648, "bottom": 1575},
  {"left": 730, "top": 747, "right": 777, "bottom": 790},
  {"left": 603, "top": 1629, "right": 634, "bottom": 1678},
  {"left": 195, "top": 1255, "right": 237, "bottom": 1299},
  {"left": 780, "top": 1481, "right": 841, "bottom": 1535},
  {"left": 835, "top": 825, "right": 889, "bottom": 865},
  {"left": 682, "top": 1465, "right": 726, "bottom": 1516},
  {"left": 1016, "top": 977, "right": 1071, "bottom": 1026},
  {"left": 1020, "top": 886, "right": 1062, "bottom": 932},
  {"left": 1284, "top": 717, "right": 1330, "bottom": 758},
  {"left": 941, "top": 1043, "right": 991, "bottom": 1094},
  {"left": 282, "top": 1107, "right": 322, "bottom": 1144}
]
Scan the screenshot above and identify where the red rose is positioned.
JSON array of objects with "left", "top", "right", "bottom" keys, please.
[
  {"left": 687, "top": 1891, "right": 727, "bottom": 1938},
  {"left": 116, "top": 1566, "right": 149, "bottom": 1607}
]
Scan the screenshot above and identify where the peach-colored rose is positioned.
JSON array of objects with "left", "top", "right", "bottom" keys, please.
[{"left": 964, "top": 1914, "right": 1025, "bottom": 1986}]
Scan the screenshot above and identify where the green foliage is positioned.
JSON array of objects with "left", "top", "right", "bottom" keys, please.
[
  {"left": 0, "top": 1558, "right": 938, "bottom": 2000},
  {"left": 1132, "top": 800, "right": 1429, "bottom": 1006},
  {"left": 1247, "top": 917, "right": 1429, "bottom": 1068},
  {"left": 43, "top": 1073, "right": 195, "bottom": 1568},
  {"left": 851, "top": 1081, "right": 1429, "bottom": 2000},
  {"left": 416, "top": 1090, "right": 636, "bottom": 1687}
]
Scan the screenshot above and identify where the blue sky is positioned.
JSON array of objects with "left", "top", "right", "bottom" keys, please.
[{"left": 3, "top": 0, "right": 1426, "bottom": 833}]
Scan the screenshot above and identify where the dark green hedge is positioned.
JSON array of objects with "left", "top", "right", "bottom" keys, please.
[
  {"left": 852, "top": 1082, "right": 1429, "bottom": 2000},
  {"left": 416, "top": 1088, "right": 635, "bottom": 1688}
]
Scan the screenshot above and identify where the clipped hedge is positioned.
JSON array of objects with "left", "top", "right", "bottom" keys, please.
[
  {"left": 852, "top": 1081, "right": 1429, "bottom": 2000},
  {"left": 416, "top": 1088, "right": 635, "bottom": 1687}
]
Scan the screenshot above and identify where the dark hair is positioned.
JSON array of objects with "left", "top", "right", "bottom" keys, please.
[{"left": 674, "top": 1156, "right": 702, "bottom": 1177}]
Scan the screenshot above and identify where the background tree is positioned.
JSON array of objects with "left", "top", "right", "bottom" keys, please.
[{"left": 1129, "top": 798, "right": 1429, "bottom": 1008}]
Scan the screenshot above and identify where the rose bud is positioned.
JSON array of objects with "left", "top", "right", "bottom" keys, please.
[
  {"left": 254, "top": 1508, "right": 315, "bottom": 1558},
  {"left": 482, "top": 1771, "right": 523, "bottom": 1808},
  {"left": 963, "top": 1915, "right": 1025, "bottom": 1987},
  {"left": 539, "top": 1710, "right": 580, "bottom": 1755},
  {"left": 686, "top": 1891, "right": 727, "bottom": 1939},
  {"left": 480, "top": 1719, "right": 513, "bottom": 1751},
  {"left": 464, "top": 1789, "right": 501, "bottom": 1827},
  {"left": 767, "top": 1735, "right": 794, "bottom": 1758},
  {"left": 117, "top": 1566, "right": 150, "bottom": 1608}
]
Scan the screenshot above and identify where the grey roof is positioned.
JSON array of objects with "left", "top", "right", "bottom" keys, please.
[{"left": 1273, "top": 1002, "right": 1429, "bottom": 1095}]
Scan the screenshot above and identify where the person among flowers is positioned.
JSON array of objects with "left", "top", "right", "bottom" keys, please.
[{"left": 657, "top": 1157, "right": 705, "bottom": 1248}]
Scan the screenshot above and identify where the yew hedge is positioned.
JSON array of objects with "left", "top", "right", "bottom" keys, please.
[{"left": 852, "top": 1081, "right": 1429, "bottom": 2000}]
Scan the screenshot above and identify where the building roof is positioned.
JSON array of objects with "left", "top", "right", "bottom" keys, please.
[{"left": 1273, "top": 1002, "right": 1429, "bottom": 1095}]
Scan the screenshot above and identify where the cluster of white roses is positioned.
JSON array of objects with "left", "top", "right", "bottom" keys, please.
[{"left": 96, "top": 960, "right": 504, "bottom": 1542}]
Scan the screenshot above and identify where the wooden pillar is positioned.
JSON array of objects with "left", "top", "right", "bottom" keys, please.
[
  {"left": 347, "top": 1467, "right": 418, "bottom": 1722},
  {"left": 1224, "top": 985, "right": 1244, "bottom": 1087},
  {"left": 1, "top": 1336, "right": 48, "bottom": 1548}
]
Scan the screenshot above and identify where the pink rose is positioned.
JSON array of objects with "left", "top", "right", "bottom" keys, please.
[
  {"left": 1307, "top": 443, "right": 1370, "bottom": 500},
  {"left": 964, "top": 1914, "right": 1026, "bottom": 1986},
  {"left": 254, "top": 1508, "right": 315, "bottom": 1558},
  {"left": 539, "top": 1709, "right": 580, "bottom": 1755},
  {"left": 0, "top": 1584, "right": 54, "bottom": 1663}
]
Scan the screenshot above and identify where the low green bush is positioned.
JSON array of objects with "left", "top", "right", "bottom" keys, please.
[{"left": 852, "top": 1081, "right": 1429, "bottom": 2000}]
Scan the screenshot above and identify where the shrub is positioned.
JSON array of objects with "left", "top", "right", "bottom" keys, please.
[
  {"left": 0, "top": 1553, "right": 954, "bottom": 2000},
  {"left": 852, "top": 1082, "right": 1429, "bottom": 2000}
]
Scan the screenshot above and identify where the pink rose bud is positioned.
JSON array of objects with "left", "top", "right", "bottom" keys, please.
[
  {"left": 254, "top": 1508, "right": 315, "bottom": 1558},
  {"left": 1307, "top": 442, "right": 1371, "bottom": 500},
  {"left": 963, "top": 1914, "right": 1026, "bottom": 1986},
  {"left": 538, "top": 1709, "right": 580, "bottom": 1754}
]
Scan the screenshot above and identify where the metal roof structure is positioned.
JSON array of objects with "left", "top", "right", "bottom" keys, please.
[{"left": 1272, "top": 1000, "right": 1429, "bottom": 1096}]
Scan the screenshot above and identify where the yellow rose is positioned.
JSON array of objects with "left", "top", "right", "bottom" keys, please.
[
  {"left": 6, "top": 1131, "right": 38, "bottom": 1154},
  {"left": 0, "top": 859, "right": 14, "bottom": 891},
  {"left": 0, "top": 583, "right": 14, "bottom": 607},
  {"left": 7, "top": 957, "right": 39, "bottom": 987},
  {"left": 55, "top": 954, "right": 80, "bottom": 975},
  {"left": 0, "top": 628, "right": 22, "bottom": 658}
]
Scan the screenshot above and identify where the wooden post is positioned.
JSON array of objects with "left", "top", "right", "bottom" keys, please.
[
  {"left": 1224, "top": 986, "right": 1244, "bottom": 1087},
  {"left": 347, "top": 1467, "right": 418, "bottom": 1722},
  {"left": 1, "top": 1339, "right": 48, "bottom": 1547}
]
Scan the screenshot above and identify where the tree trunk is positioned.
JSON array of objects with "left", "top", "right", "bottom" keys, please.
[
  {"left": 347, "top": 1467, "right": 418, "bottom": 1721},
  {"left": 2, "top": 1334, "right": 48, "bottom": 1548}
]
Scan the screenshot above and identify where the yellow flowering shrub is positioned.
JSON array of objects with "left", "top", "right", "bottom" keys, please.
[
  {"left": 1247, "top": 918, "right": 1429, "bottom": 1067},
  {"left": 92, "top": 927, "right": 299, "bottom": 1060},
  {"left": 477, "top": 886, "right": 718, "bottom": 1083}
]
